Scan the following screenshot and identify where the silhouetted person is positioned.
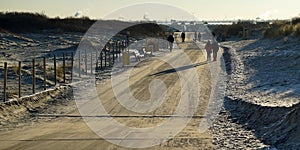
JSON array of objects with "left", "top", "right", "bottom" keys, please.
[
  {"left": 198, "top": 32, "right": 201, "bottom": 41},
  {"left": 205, "top": 40, "right": 212, "bottom": 61},
  {"left": 167, "top": 33, "right": 174, "bottom": 52},
  {"left": 181, "top": 32, "right": 185, "bottom": 42},
  {"left": 212, "top": 33, "right": 219, "bottom": 61},
  {"left": 212, "top": 32, "right": 216, "bottom": 37}
]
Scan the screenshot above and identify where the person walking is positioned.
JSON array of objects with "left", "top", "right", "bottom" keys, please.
[
  {"left": 167, "top": 33, "right": 175, "bottom": 52},
  {"left": 198, "top": 32, "right": 201, "bottom": 41},
  {"left": 205, "top": 40, "right": 212, "bottom": 61},
  {"left": 181, "top": 32, "right": 185, "bottom": 42},
  {"left": 212, "top": 37, "right": 219, "bottom": 61}
]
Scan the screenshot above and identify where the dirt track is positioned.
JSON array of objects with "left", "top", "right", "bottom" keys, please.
[{"left": 0, "top": 41, "right": 214, "bottom": 149}]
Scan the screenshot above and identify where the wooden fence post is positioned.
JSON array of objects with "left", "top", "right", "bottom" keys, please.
[
  {"left": 108, "top": 45, "right": 111, "bottom": 66},
  {"left": 70, "top": 52, "right": 74, "bottom": 83},
  {"left": 32, "top": 59, "right": 35, "bottom": 94},
  {"left": 54, "top": 55, "right": 57, "bottom": 85},
  {"left": 43, "top": 57, "right": 46, "bottom": 90},
  {"left": 122, "top": 41, "right": 124, "bottom": 52},
  {"left": 3, "top": 62, "right": 8, "bottom": 102},
  {"left": 90, "top": 52, "right": 93, "bottom": 74},
  {"left": 104, "top": 46, "right": 107, "bottom": 68},
  {"left": 63, "top": 53, "right": 66, "bottom": 83},
  {"left": 79, "top": 51, "right": 81, "bottom": 78},
  {"left": 85, "top": 49, "right": 87, "bottom": 75},
  {"left": 100, "top": 52, "right": 103, "bottom": 70},
  {"left": 18, "top": 61, "right": 21, "bottom": 98},
  {"left": 96, "top": 50, "right": 98, "bottom": 71},
  {"left": 71, "top": 52, "right": 74, "bottom": 81},
  {"left": 118, "top": 41, "right": 121, "bottom": 57},
  {"left": 115, "top": 42, "right": 118, "bottom": 59},
  {"left": 112, "top": 43, "right": 115, "bottom": 64}
]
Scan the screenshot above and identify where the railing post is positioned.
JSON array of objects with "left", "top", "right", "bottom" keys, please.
[
  {"left": 63, "top": 53, "right": 66, "bottom": 83},
  {"left": 85, "top": 49, "right": 87, "bottom": 75},
  {"left": 71, "top": 52, "right": 74, "bottom": 81},
  {"left": 79, "top": 51, "right": 81, "bottom": 78},
  {"left": 104, "top": 46, "right": 107, "bottom": 68},
  {"left": 90, "top": 52, "right": 93, "bottom": 74},
  {"left": 122, "top": 41, "right": 125, "bottom": 52},
  {"left": 18, "top": 61, "right": 21, "bottom": 98},
  {"left": 112, "top": 42, "right": 115, "bottom": 64},
  {"left": 54, "top": 55, "right": 57, "bottom": 85},
  {"left": 43, "top": 57, "right": 46, "bottom": 90},
  {"left": 32, "top": 59, "right": 35, "bottom": 94},
  {"left": 118, "top": 42, "right": 120, "bottom": 56},
  {"left": 96, "top": 50, "right": 98, "bottom": 71},
  {"left": 115, "top": 42, "right": 118, "bottom": 59},
  {"left": 118, "top": 41, "right": 122, "bottom": 57},
  {"left": 3, "top": 62, "right": 8, "bottom": 102},
  {"left": 100, "top": 52, "right": 103, "bottom": 70}
]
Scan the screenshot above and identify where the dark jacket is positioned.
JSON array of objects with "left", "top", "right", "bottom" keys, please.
[
  {"left": 181, "top": 32, "right": 185, "bottom": 38},
  {"left": 167, "top": 35, "right": 174, "bottom": 43}
]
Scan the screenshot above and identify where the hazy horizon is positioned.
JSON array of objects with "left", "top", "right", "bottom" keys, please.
[{"left": 1, "top": 0, "right": 300, "bottom": 21}]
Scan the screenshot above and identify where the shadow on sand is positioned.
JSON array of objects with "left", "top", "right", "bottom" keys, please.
[{"left": 149, "top": 61, "right": 208, "bottom": 77}]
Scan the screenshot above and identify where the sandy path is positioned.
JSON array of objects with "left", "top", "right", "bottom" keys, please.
[{"left": 0, "top": 41, "right": 213, "bottom": 149}]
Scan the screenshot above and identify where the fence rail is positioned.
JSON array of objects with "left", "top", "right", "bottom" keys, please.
[
  {"left": 1, "top": 37, "right": 172, "bottom": 102},
  {"left": 1, "top": 40, "right": 128, "bottom": 102}
]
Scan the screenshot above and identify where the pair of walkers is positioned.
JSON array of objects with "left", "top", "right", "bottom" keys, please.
[
  {"left": 167, "top": 32, "right": 185, "bottom": 52},
  {"left": 166, "top": 32, "right": 187, "bottom": 52},
  {"left": 205, "top": 38, "right": 219, "bottom": 61}
]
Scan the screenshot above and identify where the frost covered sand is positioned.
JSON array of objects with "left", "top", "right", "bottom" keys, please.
[
  {"left": 212, "top": 38, "right": 300, "bottom": 149},
  {"left": 0, "top": 86, "right": 74, "bottom": 131},
  {"left": 0, "top": 32, "right": 81, "bottom": 62},
  {"left": 223, "top": 39, "right": 300, "bottom": 107},
  {"left": 0, "top": 32, "right": 81, "bottom": 99}
]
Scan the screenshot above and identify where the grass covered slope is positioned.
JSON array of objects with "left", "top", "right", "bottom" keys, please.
[
  {"left": 264, "top": 17, "right": 300, "bottom": 38},
  {"left": 0, "top": 12, "right": 95, "bottom": 33}
]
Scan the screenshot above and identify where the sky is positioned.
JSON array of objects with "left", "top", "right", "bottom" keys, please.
[{"left": 0, "top": 0, "right": 299, "bottom": 21}]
